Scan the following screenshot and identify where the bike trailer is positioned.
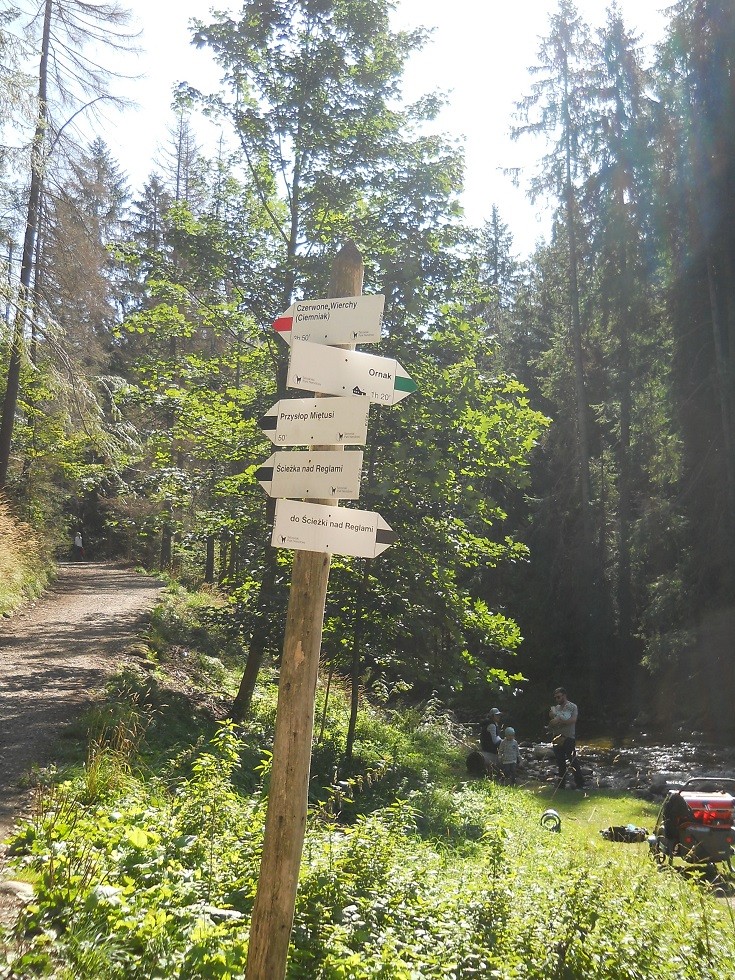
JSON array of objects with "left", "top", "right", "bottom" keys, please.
[{"left": 649, "top": 777, "right": 735, "bottom": 868}]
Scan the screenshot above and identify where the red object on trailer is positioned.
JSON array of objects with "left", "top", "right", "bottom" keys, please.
[
  {"left": 648, "top": 777, "right": 735, "bottom": 869},
  {"left": 682, "top": 793, "right": 734, "bottom": 828}
]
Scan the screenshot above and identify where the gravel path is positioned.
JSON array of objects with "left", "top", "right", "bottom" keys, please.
[{"left": 0, "top": 562, "right": 163, "bottom": 917}]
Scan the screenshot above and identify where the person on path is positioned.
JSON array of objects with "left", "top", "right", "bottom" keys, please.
[
  {"left": 548, "top": 686, "right": 584, "bottom": 789},
  {"left": 73, "top": 530, "right": 85, "bottom": 561},
  {"left": 498, "top": 726, "right": 520, "bottom": 785}
]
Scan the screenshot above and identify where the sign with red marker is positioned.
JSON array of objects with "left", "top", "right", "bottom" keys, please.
[{"left": 273, "top": 294, "right": 384, "bottom": 346}]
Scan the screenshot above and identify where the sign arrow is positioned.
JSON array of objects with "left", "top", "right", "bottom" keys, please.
[
  {"left": 259, "top": 397, "right": 370, "bottom": 446},
  {"left": 272, "top": 498, "right": 397, "bottom": 558},
  {"left": 273, "top": 294, "right": 384, "bottom": 346},
  {"left": 287, "top": 339, "right": 417, "bottom": 405},
  {"left": 255, "top": 450, "right": 363, "bottom": 499}
]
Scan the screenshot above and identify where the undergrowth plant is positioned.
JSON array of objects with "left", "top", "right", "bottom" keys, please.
[
  {"left": 3, "top": 715, "right": 734, "bottom": 979},
  {"left": 2, "top": 592, "right": 734, "bottom": 978},
  {"left": 0, "top": 498, "right": 49, "bottom": 616},
  {"left": 81, "top": 695, "right": 147, "bottom": 803}
]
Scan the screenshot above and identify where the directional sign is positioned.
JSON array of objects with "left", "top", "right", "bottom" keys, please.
[
  {"left": 287, "top": 339, "right": 417, "bottom": 405},
  {"left": 271, "top": 498, "right": 396, "bottom": 558},
  {"left": 273, "top": 294, "right": 384, "bottom": 346},
  {"left": 259, "top": 397, "right": 370, "bottom": 446},
  {"left": 255, "top": 450, "right": 363, "bottom": 500}
]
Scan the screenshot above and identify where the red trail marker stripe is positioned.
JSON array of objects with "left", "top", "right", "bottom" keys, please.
[{"left": 273, "top": 316, "right": 293, "bottom": 333}]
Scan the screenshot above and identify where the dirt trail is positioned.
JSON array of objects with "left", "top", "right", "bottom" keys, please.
[{"left": 0, "top": 562, "right": 164, "bottom": 841}]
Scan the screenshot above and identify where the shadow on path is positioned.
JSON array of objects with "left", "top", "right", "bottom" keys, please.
[{"left": 0, "top": 563, "right": 164, "bottom": 833}]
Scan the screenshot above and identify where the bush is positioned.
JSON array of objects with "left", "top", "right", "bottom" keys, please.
[
  {"left": 4, "top": 604, "right": 734, "bottom": 979},
  {"left": 0, "top": 496, "right": 48, "bottom": 615}
]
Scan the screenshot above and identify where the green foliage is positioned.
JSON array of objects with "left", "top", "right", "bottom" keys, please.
[
  {"left": 6, "top": 728, "right": 735, "bottom": 979},
  {"left": 147, "top": 587, "right": 243, "bottom": 665},
  {"left": 0, "top": 496, "right": 50, "bottom": 615},
  {"left": 4, "top": 0, "right": 735, "bottom": 747},
  {"left": 2, "top": 603, "right": 733, "bottom": 979},
  {"left": 318, "top": 308, "right": 547, "bottom": 711},
  {"left": 3, "top": 723, "right": 263, "bottom": 979}
]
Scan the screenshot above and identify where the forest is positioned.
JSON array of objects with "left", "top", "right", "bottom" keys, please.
[{"left": 2, "top": 0, "right": 735, "bottom": 741}]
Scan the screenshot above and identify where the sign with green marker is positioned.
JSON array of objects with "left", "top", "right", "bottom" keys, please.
[{"left": 287, "top": 339, "right": 417, "bottom": 405}]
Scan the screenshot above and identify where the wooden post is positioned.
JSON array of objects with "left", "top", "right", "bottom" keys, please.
[{"left": 245, "top": 242, "right": 364, "bottom": 980}]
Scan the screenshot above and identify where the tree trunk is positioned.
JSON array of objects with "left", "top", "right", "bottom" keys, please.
[
  {"left": 707, "top": 251, "right": 735, "bottom": 536},
  {"left": 160, "top": 506, "right": 173, "bottom": 570},
  {"left": 344, "top": 561, "right": 369, "bottom": 763},
  {"left": 344, "top": 406, "right": 381, "bottom": 762},
  {"left": 562, "top": 64, "right": 592, "bottom": 545},
  {"left": 230, "top": 199, "right": 318, "bottom": 718},
  {"left": 230, "top": 519, "right": 278, "bottom": 721},
  {"left": 204, "top": 534, "right": 215, "bottom": 583},
  {"left": 0, "top": 0, "right": 51, "bottom": 490},
  {"left": 614, "top": 243, "right": 635, "bottom": 730},
  {"left": 218, "top": 533, "right": 228, "bottom": 582}
]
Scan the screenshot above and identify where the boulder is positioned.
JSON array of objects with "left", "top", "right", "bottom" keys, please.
[
  {"left": 650, "top": 771, "right": 686, "bottom": 792},
  {"left": 466, "top": 749, "right": 502, "bottom": 776}
]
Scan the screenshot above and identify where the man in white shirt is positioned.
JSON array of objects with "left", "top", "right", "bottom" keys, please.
[
  {"left": 548, "top": 687, "right": 584, "bottom": 789},
  {"left": 73, "top": 530, "right": 85, "bottom": 561}
]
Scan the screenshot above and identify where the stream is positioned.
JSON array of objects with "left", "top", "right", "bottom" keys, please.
[{"left": 524, "top": 739, "right": 735, "bottom": 795}]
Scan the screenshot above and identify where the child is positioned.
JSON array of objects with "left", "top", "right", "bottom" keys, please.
[{"left": 497, "top": 726, "right": 520, "bottom": 785}]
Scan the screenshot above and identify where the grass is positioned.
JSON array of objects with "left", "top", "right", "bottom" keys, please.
[
  {"left": 530, "top": 783, "right": 660, "bottom": 826},
  {"left": 1, "top": 586, "right": 733, "bottom": 978},
  {"left": 0, "top": 498, "right": 49, "bottom": 616},
  {"left": 7, "top": 734, "right": 727, "bottom": 979}
]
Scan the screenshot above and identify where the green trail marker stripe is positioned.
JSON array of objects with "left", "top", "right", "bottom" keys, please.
[{"left": 394, "top": 374, "right": 417, "bottom": 393}]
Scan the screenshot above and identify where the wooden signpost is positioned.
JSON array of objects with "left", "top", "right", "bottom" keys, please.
[{"left": 245, "top": 243, "right": 415, "bottom": 980}]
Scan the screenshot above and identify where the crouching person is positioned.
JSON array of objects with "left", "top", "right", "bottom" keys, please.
[{"left": 466, "top": 707, "right": 504, "bottom": 776}]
